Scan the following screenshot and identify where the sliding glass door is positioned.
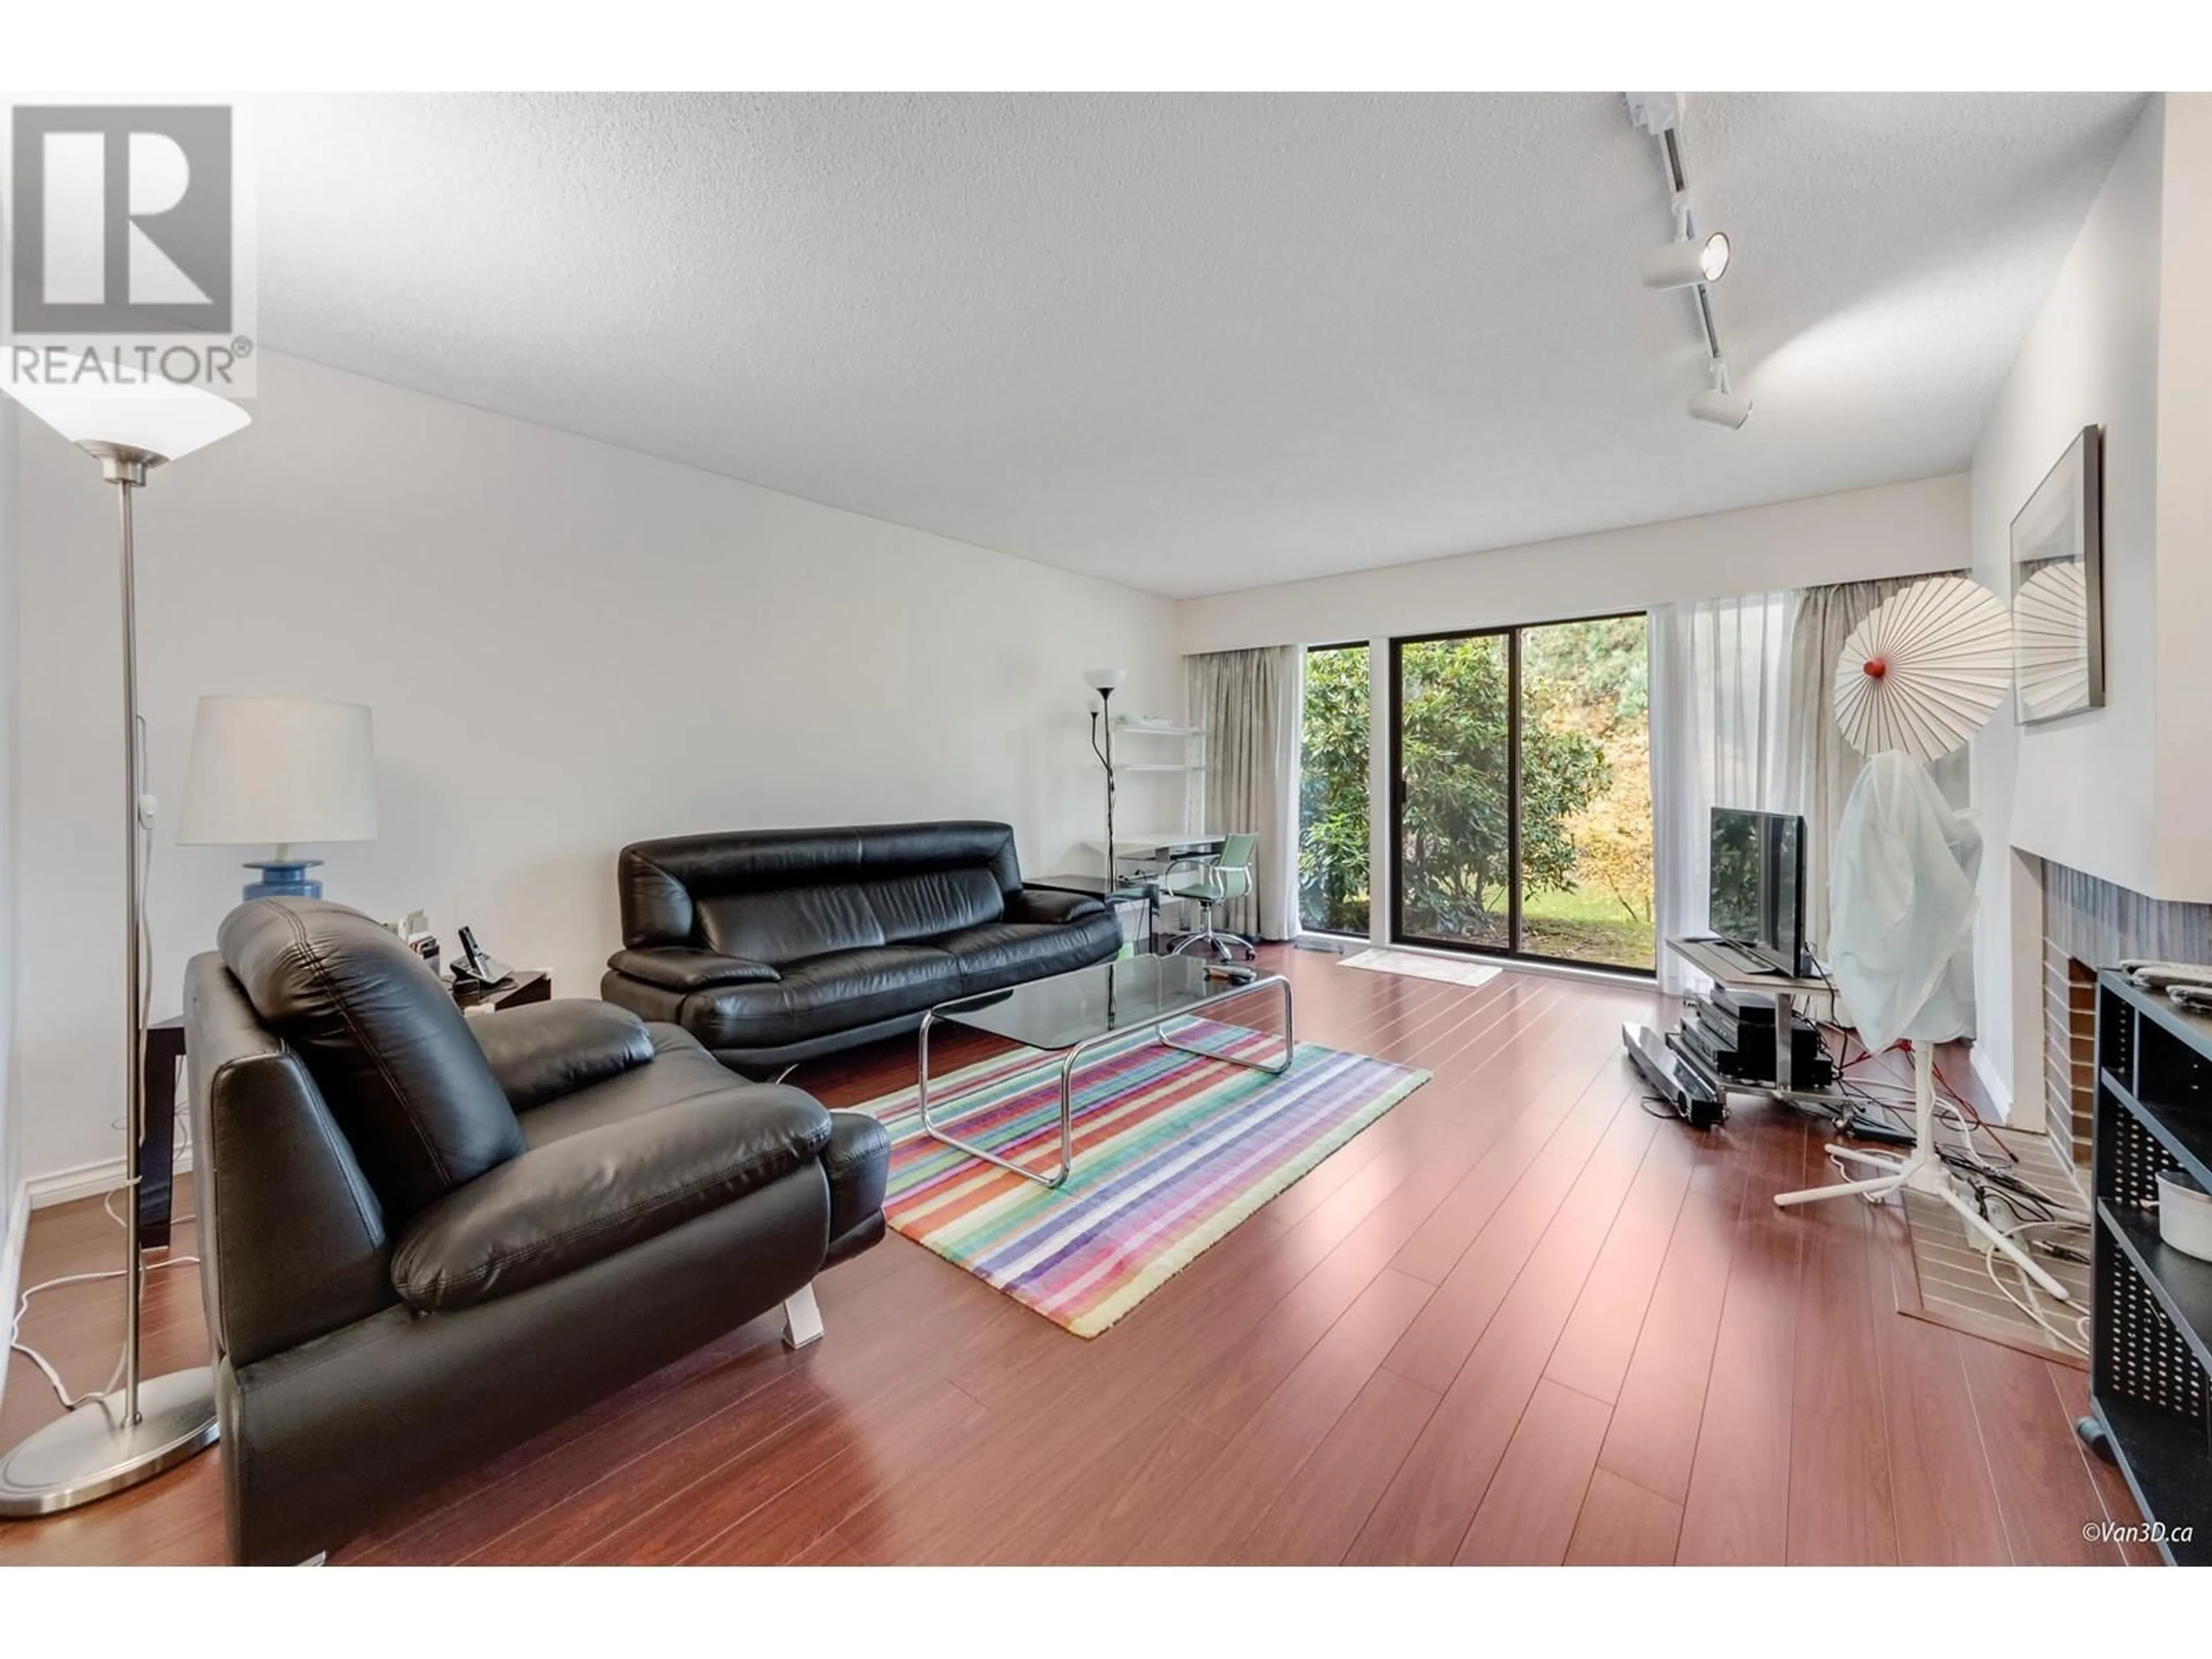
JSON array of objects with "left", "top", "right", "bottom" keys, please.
[{"left": 1391, "top": 615, "right": 1653, "bottom": 972}]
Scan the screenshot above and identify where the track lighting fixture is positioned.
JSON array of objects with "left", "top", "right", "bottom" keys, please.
[
  {"left": 1626, "top": 92, "right": 1752, "bottom": 430},
  {"left": 1688, "top": 359, "right": 1751, "bottom": 429}
]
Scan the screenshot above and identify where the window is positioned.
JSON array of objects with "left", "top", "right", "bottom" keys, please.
[
  {"left": 1297, "top": 642, "right": 1370, "bottom": 935},
  {"left": 1391, "top": 615, "right": 1653, "bottom": 972}
]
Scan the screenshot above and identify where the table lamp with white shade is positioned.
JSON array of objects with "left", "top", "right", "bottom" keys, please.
[
  {"left": 0, "top": 372, "right": 249, "bottom": 1517},
  {"left": 177, "top": 696, "right": 378, "bottom": 899}
]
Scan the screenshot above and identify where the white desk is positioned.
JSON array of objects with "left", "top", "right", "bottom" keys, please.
[
  {"left": 1078, "top": 833, "right": 1229, "bottom": 952},
  {"left": 1081, "top": 831, "right": 1227, "bottom": 867}
]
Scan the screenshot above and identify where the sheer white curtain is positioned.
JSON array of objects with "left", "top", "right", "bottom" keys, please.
[
  {"left": 1648, "top": 592, "right": 1799, "bottom": 995},
  {"left": 1186, "top": 645, "right": 1305, "bottom": 940}
]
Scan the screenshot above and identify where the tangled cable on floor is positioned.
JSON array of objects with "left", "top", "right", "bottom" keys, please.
[
  {"left": 6, "top": 732, "right": 206, "bottom": 1415},
  {"left": 8, "top": 1148, "right": 199, "bottom": 1412},
  {"left": 1809, "top": 1021, "right": 2092, "bottom": 1353}
]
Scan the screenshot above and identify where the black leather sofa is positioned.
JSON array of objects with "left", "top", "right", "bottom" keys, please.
[
  {"left": 600, "top": 821, "right": 1123, "bottom": 1074},
  {"left": 185, "top": 898, "right": 889, "bottom": 1565}
]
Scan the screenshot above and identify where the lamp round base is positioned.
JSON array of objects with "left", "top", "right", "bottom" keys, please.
[
  {"left": 242, "top": 860, "right": 324, "bottom": 901},
  {"left": 0, "top": 1368, "right": 219, "bottom": 1517}
]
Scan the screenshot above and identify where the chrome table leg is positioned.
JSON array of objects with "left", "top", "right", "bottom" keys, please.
[
  {"left": 917, "top": 1005, "right": 1074, "bottom": 1190},
  {"left": 1157, "top": 974, "right": 1294, "bottom": 1075}
]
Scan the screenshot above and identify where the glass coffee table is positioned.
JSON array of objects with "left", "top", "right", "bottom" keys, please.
[{"left": 916, "top": 954, "right": 1294, "bottom": 1190}]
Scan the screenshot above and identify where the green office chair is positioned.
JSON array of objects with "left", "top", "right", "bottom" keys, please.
[{"left": 1161, "top": 833, "right": 1259, "bottom": 962}]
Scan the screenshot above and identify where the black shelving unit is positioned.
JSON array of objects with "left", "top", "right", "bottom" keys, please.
[{"left": 2082, "top": 970, "right": 2212, "bottom": 1565}]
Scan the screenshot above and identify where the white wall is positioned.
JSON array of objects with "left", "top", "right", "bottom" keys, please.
[
  {"left": 1, "top": 393, "right": 22, "bottom": 1340},
  {"left": 1969, "top": 99, "right": 2164, "bottom": 909},
  {"left": 1966, "top": 97, "right": 2212, "bottom": 1108},
  {"left": 2152, "top": 94, "right": 2212, "bottom": 898},
  {"left": 15, "top": 352, "right": 1180, "bottom": 1186},
  {"left": 1177, "top": 474, "right": 1968, "bottom": 654}
]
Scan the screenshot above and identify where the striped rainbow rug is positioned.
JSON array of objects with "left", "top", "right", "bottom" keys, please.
[{"left": 857, "top": 1020, "right": 1427, "bottom": 1338}]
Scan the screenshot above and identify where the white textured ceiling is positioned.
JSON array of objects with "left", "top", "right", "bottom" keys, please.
[{"left": 255, "top": 92, "right": 2146, "bottom": 597}]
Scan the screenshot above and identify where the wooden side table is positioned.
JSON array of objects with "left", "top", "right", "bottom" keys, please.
[
  {"left": 141, "top": 1018, "right": 187, "bottom": 1251},
  {"left": 1028, "top": 874, "right": 1160, "bottom": 955},
  {"left": 452, "top": 969, "right": 553, "bottom": 1015},
  {"left": 139, "top": 969, "right": 551, "bottom": 1243}
]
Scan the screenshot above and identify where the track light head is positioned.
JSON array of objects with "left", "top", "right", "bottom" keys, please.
[
  {"left": 1688, "top": 387, "right": 1751, "bottom": 429},
  {"left": 1699, "top": 231, "right": 1730, "bottom": 282},
  {"left": 1642, "top": 230, "right": 1730, "bottom": 290},
  {"left": 1688, "top": 360, "right": 1751, "bottom": 429}
]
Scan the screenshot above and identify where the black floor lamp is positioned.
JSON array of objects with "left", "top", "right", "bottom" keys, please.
[
  {"left": 1084, "top": 667, "right": 1126, "bottom": 886},
  {"left": 0, "top": 373, "right": 251, "bottom": 1515}
]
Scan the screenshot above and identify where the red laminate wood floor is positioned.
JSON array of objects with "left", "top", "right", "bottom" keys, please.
[{"left": 0, "top": 947, "right": 2147, "bottom": 1566}]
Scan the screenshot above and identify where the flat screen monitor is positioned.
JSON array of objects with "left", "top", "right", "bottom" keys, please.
[{"left": 1709, "top": 808, "right": 1809, "bottom": 976}]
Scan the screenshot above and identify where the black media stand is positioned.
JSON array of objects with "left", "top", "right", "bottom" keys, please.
[
  {"left": 2075, "top": 970, "right": 2212, "bottom": 1565},
  {"left": 1626, "top": 936, "right": 1849, "bottom": 1131}
]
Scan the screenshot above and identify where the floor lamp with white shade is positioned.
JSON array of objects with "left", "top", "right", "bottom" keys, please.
[{"left": 0, "top": 374, "right": 252, "bottom": 1515}]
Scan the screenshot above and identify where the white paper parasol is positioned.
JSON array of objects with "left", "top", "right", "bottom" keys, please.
[
  {"left": 1832, "top": 576, "right": 2013, "bottom": 762},
  {"left": 2012, "top": 560, "right": 2090, "bottom": 721}
]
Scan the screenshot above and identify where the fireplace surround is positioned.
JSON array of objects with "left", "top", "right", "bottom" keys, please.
[{"left": 2039, "top": 860, "right": 2212, "bottom": 1168}]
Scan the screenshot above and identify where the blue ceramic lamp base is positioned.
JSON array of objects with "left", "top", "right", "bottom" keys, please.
[{"left": 243, "top": 860, "right": 325, "bottom": 901}]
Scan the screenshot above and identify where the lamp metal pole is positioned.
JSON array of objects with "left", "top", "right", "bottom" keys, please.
[
  {"left": 116, "top": 463, "right": 146, "bottom": 1425},
  {"left": 0, "top": 442, "right": 219, "bottom": 1517},
  {"left": 1101, "top": 686, "right": 1116, "bottom": 888}
]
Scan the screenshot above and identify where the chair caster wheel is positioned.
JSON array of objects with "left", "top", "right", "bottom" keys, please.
[{"left": 2075, "top": 1415, "right": 2117, "bottom": 1464}]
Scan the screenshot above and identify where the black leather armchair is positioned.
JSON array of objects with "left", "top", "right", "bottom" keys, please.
[
  {"left": 601, "top": 821, "right": 1123, "bottom": 1074},
  {"left": 185, "top": 898, "right": 888, "bottom": 1565}
]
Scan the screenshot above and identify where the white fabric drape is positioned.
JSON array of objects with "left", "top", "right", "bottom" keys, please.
[
  {"left": 1185, "top": 645, "right": 1304, "bottom": 940},
  {"left": 1649, "top": 592, "right": 1798, "bottom": 995},
  {"left": 1783, "top": 574, "right": 1968, "bottom": 955},
  {"left": 1828, "top": 752, "right": 1983, "bottom": 1051}
]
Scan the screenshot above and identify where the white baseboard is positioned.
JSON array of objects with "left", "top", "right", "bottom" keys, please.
[
  {"left": 26, "top": 1146, "right": 194, "bottom": 1211},
  {"left": 1968, "top": 1043, "right": 2014, "bottom": 1123},
  {"left": 1, "top": 1179, "right": 29, "bottom": 1415}
]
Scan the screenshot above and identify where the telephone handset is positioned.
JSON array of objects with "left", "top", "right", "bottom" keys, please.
[{"left": 452, "top": 925, "right": 514, "bottom": 988}]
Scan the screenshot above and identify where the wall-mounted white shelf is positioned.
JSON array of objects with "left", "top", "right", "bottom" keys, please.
[{"left": 1107, "top": 721, "right": 1207, "bottom": 835}]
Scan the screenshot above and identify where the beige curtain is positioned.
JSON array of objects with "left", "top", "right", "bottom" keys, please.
[
  {"left": 1784, "top": 574, "right": 1967, "bottom": 953},
  {"left": 1185, "top": 646, "right": 1304, "bottom": 940}
]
